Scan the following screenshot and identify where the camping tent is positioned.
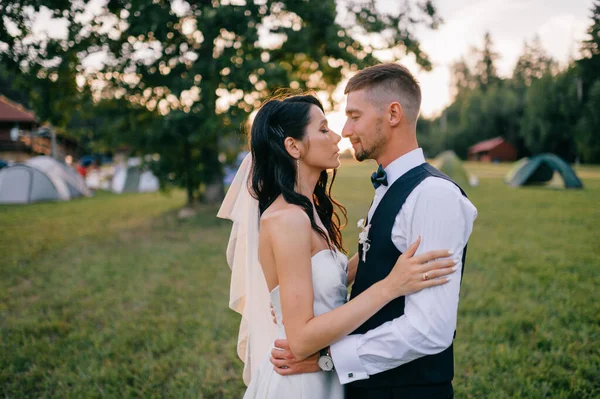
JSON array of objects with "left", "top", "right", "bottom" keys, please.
[
  {"left": 504, "top": 157, "right": 529, "bottom": 183},
  {"left": 27, "top": 156, "right": 90, "bottom": 197},
  {"left": 506, "top": 154, "right": 583, "bottom": 189},
  {"left": 111, "top": 166, "right": 159, "bottom": 194},
  {"left": 429, "top": 151, "right": 476, "bottom": 188},
  {"left": 0, "top": 156, "right": 91, "bottom": 204}
]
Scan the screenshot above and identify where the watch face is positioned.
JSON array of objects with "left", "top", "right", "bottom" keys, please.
[{"left": 318, "top": 356, "right": 334, "bottom": 371}]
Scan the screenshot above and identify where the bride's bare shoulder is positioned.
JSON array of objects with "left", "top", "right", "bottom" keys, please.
[
  {"left": 261, "top": 201, "right": 311, "bottom": 258},
  {"left": 261, "top": 200, "right": 310, "bottom": 235}
]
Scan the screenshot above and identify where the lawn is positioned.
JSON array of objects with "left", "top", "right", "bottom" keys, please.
[{"left": 1, "top": 161, "right": 599, "bottom": 398}]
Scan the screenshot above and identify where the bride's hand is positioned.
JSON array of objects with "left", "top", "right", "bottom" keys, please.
[{"left": 381, "top": 237, "right": 456, "bottom": 300}]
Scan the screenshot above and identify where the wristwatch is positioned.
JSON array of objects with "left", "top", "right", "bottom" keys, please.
[{"left": 318, "top": 347, "right": 334, "bottom": 371}]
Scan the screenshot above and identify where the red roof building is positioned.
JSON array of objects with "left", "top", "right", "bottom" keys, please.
[
  {"left": 0, "top": 95, "right": 78, "bottom": 162},
  {"left": 468, "top": 137, "right": 517, "bottom": 162},
  {"left": 0, "top": 96, "right": 39, "bottom": 161},
  {"left": 0, "top": 95, "right": 37, "bottom": 123}
]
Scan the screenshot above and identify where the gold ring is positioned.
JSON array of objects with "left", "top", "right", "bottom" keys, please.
[{"left": 423, "top": 272, "right": 429, "bottom": 281}]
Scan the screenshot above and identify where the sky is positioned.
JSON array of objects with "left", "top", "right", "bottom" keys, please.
[{"left": 327, "top": 0, "right": 593, "bottom": 150}]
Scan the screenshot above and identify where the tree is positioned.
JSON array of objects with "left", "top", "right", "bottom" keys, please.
[
  {"left": 577, "top": 0, "right": 600, "bottom": 99},
  {"left": 520, "top": 68, "right": 580, "bottom": 161},
  {"left": 506, "top": 36, "right": 556, "bottom": 157},
  {"left": 449, "top": 57, "right": 476, "bottom": 97},
  {"left": 512, "top": 35, "right": 556, "bottom": 88},
  {"left": 575, "top": 80, "right": 600, "bottom": 163},
  {"left": 440, "top": 85, "right": 519, "bottom": 159},
  {"left": 448, "top": 32, "right": 501, "bottom": 97},
  {"left": 0, "top": 63, "right": 31, "bottom": 106},
  {"left": 574, "top": 2, "right": 600, "bottom": 162},
  {"left": 474, "top": 32, "right": 500, "bottom": 91},
  {"left": 1, "top": 0, "right": 443, "bottom": 205}
]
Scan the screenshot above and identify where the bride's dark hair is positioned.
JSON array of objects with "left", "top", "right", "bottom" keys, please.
[{"left": 250, "top": 94, "right": 347, "bottom": 253}]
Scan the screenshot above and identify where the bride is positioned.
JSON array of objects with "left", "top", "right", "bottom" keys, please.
[{"left": 218, "top": 94, "right": 454, "bottom": 398}]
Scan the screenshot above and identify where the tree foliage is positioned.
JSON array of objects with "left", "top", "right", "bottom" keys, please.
[{"left": 1, "top": 0, "right": 442, "bottom": 204}]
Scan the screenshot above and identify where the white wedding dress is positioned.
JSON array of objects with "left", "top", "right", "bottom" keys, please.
[{"left": 243, "top": 249, "right": 348, "bottom": 399}]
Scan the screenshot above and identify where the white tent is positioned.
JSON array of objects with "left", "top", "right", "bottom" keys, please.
[
  {"left": 0, "top": 156, "right": 91, "bottom": 204},
  {"left": 111, "top": 166, "right": 159, "bottom": 194},
  {"left": 26, "top": 156, "right": 90, "bottom": 198}
]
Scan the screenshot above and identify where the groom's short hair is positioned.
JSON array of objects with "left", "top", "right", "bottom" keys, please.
[{"left": 345, "top": 63, "right": 421, "bottom": 123}]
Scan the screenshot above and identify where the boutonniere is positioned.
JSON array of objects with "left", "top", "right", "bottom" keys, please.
[{"left": 357, "top": 218, "right": 371, "bottom": 262}]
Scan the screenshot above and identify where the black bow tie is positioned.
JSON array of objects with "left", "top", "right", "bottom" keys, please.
[{"left": 371, "top": 164, "right": 388, "bottom": 189}]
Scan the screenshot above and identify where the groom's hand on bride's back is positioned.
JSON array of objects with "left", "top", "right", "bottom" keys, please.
[{"left": 270, "top": 339, "right": 320, "bottom": 375}]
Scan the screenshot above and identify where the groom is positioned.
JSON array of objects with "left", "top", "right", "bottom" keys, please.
[{"left": 270, "top": 63, "right": 477, "bottom": 398}]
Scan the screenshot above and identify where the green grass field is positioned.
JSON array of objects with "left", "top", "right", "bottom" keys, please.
[{"left": 1, "top": 161, "right": 599, "bottom": 398}]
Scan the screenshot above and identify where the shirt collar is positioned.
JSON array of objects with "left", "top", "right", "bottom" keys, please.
[{"left": 382, "top": 148, "right": 426, "bottom": 188}]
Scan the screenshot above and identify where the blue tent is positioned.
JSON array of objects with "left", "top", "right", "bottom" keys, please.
[{"left": 507, "top": 154, "right": 583, "bottom": 189}]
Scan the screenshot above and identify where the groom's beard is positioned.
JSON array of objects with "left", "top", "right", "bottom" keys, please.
[{"left": 355, "top": 117, "right": 386, "bottom": 162}]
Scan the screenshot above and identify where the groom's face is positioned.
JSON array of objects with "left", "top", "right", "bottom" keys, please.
[{"left": 342, "top": 89, "right": 387, "bottom": 162}]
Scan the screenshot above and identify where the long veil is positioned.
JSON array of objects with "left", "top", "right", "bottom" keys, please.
[{"left": 216, "top": 153, "right": 276, "bottom": 386}]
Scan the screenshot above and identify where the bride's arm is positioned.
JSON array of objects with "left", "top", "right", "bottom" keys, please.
[{"left": 266, "top": 208, "right": 453, "bottom": 361}]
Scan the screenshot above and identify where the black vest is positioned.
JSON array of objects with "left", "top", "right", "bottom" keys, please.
[{"left": 349, "top": 163, "right": 468, "bottom": 389}]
